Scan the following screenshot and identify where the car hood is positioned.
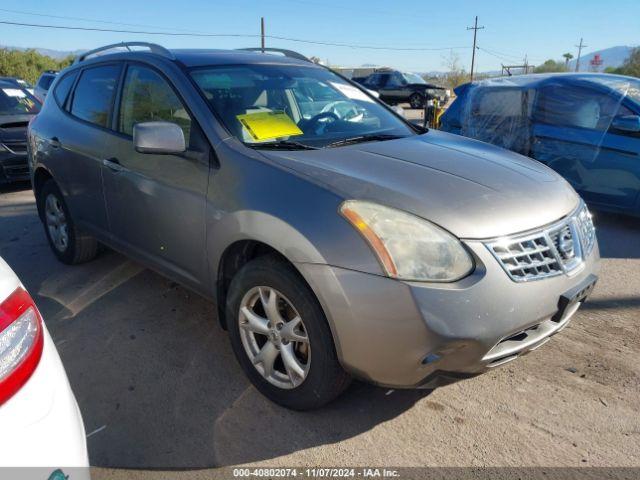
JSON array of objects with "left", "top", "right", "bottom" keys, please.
[
  {"left": 260, "top": 130, "right": 580, "bottom": 239},
  {"left": 408, "top": 83, "right": 440, "bottom": 90}
]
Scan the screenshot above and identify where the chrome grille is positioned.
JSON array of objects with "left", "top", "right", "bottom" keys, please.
[
  {"left": 486, "top": 203, "right": 595, "bottom": 282},
  {"left": 576, "top": 206, "right": 596, "bottom": 256}
]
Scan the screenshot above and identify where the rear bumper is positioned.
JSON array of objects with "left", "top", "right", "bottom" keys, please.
[
  {"left": 297, "top": 240, "right": 600, "bottom": 388},
  {"left": 0, "top": 151, "right": 30, "bottom": 184},
  {"left": 0, "top": 325, "right": 89, "bottom": 470}
]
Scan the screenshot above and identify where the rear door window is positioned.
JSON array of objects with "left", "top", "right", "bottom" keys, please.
[
  {"left": 37, "top": 74, "right": 55, "bottom": 90},
  {"left": 378, "top": 74, "right": 391, "bottom": 87},
  {"left": 386, "top": 73, "right": 406, "bottom": 88},
  {"left": 473, "top": 88, "right": 523, "bottom": 117},
  {"left": 70, "top": 64, "right": 121, "bottom": 128}
]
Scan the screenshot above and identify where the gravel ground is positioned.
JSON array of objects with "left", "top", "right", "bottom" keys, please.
[{"left": 0, "top": 183, "right": 638, "bottom": 477}]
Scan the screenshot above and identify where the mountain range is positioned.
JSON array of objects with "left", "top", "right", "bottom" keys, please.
[
  {"left": 1, "top": 44, "right": 635, "bottom": 73},
  {"left": 568, "top": 45, "right": 633, "bottom": 72}
]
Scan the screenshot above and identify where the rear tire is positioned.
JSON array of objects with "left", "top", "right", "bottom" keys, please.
[
  {"left": 226, "top": 255, "right": 351, "bottom": 410},
  {"left": 39, "top": 180, "right": 98, "bottom": 265},
  {"left": 409, "top": 92, "right": 424, "bottom": 109}
]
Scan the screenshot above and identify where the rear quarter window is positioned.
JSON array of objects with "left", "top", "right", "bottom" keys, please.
[{"left": 53, "top": 71, "right": 78, "bottom": 107}]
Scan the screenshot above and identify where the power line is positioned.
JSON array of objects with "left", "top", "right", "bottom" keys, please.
[
  {"left": 0, "top": 20, "right": 260, "bottom": 38},
  {"left": 480, "top": 47, "right": 525, "bottom": 62},
  {"left": 486, "top": 47, "right": 544, "bottom": 63},
  {"left": 0, "top": 20, "right": 473, "bottom": 51},
  {"left": 477, "top": 47, "right": 514, "bottom": 63},
  {"left": 0, "top": 7, "right": 210, "bottom": 34}
]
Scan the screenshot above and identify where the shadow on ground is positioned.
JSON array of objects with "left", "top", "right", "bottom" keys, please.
[
  {"left": 0, "top": 190, "right": 429, "bottom": 468},
  {"left": 2, "top": 188, "right": 638, "bottom": 468},
  {"left": 0, "top": 180, "right": 32, "bottom": 194},
  {"left": 592, "top": 209, "right": 640, "bottom": 259}
]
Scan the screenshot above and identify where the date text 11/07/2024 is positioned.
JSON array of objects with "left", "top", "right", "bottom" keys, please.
[{"left": 232, "top": 468, "right": 401, "bottom": 478}]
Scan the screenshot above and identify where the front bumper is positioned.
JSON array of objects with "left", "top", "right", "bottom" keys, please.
[{"left": 297, "top": 240, "right": 600, "bottom": 388}]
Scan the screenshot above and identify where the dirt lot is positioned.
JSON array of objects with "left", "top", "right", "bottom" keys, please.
[{"left": 0, "top": 183, "right": 639, "bottom": 476}]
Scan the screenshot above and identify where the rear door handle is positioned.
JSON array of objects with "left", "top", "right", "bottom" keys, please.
[
  {"left": 50, "top": 137, "right": 61, "bottom": 148},
  {"left": 102, "top": 157, "right": 126, "bottom": 173}
]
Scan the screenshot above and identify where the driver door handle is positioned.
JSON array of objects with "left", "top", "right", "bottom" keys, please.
[{"left": 102, "top": 157, "right": 126, "bottom": 173}]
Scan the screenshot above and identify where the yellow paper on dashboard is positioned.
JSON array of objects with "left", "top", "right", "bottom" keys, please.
[{"left": 236, "top": 111, "right": 303, "bottom": 141}]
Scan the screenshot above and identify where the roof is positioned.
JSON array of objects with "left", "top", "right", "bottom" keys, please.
[
  {"left": 467, "top": 72, "right": 640, "bottom": 90},
  {"left": 0, "top": 80, "right": 20, "bottom": 88},
  {"left": 454, "top": 73, "right": 640, "bottom": 105},
  {"left": 170, "top": 49, "right": 316, "bottom": 68},
  {"left": 74, "top": 46, "right": 316, "bottom": 69}
]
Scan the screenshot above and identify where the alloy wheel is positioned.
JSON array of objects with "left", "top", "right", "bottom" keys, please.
[
  {"left": 45, "top": 194, "right": 69, "bottom": 252},
  {"left": 410, "top": 94, "right": 423, "bottom": 109},
  {"left": 238, "top": 286, "right": 311, "bottom": 389}
]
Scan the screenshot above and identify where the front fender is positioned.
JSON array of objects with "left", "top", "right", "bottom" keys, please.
[{"left": 208, "top": 210, "right": 328, "bottom": 273}]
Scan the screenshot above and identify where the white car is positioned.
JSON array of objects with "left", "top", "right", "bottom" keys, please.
[{"left": 0, "top": 257, "right": 89, "bottom": 474}]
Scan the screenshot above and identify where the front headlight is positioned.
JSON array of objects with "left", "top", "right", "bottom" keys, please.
[{"left": 340, "top": 200, "right": 474, "bottom": 282}]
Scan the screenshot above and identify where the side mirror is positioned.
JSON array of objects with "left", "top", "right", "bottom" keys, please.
[
  {"left": 133, "top": 121, "right": 186, "bottom": 154},
  {"left": 611, "top": 115, "right": 640, "bottom": 133}
]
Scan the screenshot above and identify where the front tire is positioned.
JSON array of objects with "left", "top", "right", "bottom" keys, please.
[
  {"left": 227, "top": 255, "right": 351, "bottom": 410},
  {"left": 39, "top": 180, "right": 98, "bottom": 265}
]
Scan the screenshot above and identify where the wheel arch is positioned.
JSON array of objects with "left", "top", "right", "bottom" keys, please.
[
  {"left": 32, "top": 166, "right": 54, "bottom": 220},
  {"left": 215, "top": 238, "right": 325, "bottom": 333}
]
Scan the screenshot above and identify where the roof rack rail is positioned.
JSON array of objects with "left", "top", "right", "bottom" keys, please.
[
  {"left": 238, "top": 48, "right": 311, "bottom": 63},
  {"left": 74, "top": 42, "right": 175, "bottom": 65}
]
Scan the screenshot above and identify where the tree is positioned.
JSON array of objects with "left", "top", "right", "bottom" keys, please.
[
  {"left": 533, "top": 59, "right": 567, "bottom": 74},
  {"left": 562, "top": 52, "right": 574, "bottom": 68},
  {"left": 0, "top": 49, "right": 74, "bottom": 84},
  {"left": 442, "top": 50, "right": 468, "bottom": 89},
  {"left": 605, "top": 47, "right": 640, "bottom": 78},
  {"left": 309, "top": 56, "right": 322, "bottom": 64}
]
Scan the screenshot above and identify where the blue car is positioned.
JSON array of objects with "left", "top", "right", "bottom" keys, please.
[{"left": 441, "top": 73, "right": 640, "bottom": 216}]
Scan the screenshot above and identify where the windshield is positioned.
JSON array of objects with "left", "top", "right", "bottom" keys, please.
[
  {"left": 402, "top": 73, "right": 426, "bottom": 85},
  {"left": 16, "top": 79, "right": 33, "bottom": 89},
  {"left": 603, "top": 77, "right": 640, "bottom": 105},
  {"left": 190, "top": 64, "right": 415, "bottom": 148},
  {"left": 0, "top": 86, "right": 40, "bottom": 115}
]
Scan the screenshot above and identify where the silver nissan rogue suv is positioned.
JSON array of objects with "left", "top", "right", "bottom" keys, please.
[{"left": 27, "top": 43, "right": 599, "bottom": 410}]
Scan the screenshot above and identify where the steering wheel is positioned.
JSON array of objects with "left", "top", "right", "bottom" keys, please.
[
  {"left": 321, "top": 100, "right": 361, "bottom": 122},
  {"left": 304, "top": 111, "right": 340, "bottom": 132}
]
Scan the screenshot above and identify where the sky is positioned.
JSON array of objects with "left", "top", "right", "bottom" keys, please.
[{"left": 0, "top": 0, "right": 638, "bottom": 72}]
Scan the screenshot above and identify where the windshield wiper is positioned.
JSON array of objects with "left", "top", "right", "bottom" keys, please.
[
  {"left": 325, "top": 134, "right": 406, "bottom": 148},
  {"left": 250, "top": 140, "right": 319, "bottom": 150}
]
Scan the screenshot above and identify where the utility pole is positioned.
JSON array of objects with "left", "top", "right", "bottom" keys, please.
[
  {"left": 575, "top": 38, "right": 587, "bottom": 72},
  {"left": 261, "top": 17, "right": 265, "bottom": 53},
  {"left": 467, "top": 16, "right": 484, "bottom": 82}
]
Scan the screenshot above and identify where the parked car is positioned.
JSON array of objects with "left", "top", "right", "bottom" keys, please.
[
  {"left": 0, "top": 256, "right": 89, "bottom": 470},
  {"left": 28, "top": 43, "right": 599, "bottom": 410},
  {"left": 354, "top": 69, "right": 450, "bottom": 108},
  {"left": 0, "top": 77, "right": 35, "bottom": 95},
  {"left": 34, "top": 70, "right": 57, "bottom": 103},
  {"left": 0, "top": 80, "right": 41, "bottom": 184},
  {"left": 440, "top": 73, "right": 640, "bottom": 216}
]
